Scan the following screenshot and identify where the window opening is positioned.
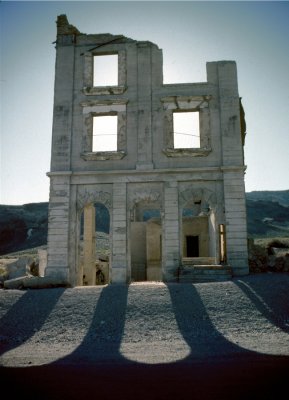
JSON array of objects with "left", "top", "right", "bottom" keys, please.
[
  {"left": 93, "top": 115, "right": 117, "bottom": 152},
  {"left": 183, "top": 208, "right": 195, "bottom": 217},
  {"left": 93, "top": 54, "right": 118, "bottom": 86},
  {"left": 186, "top": 235, "right": 199, "bottom": 257},
  {"left": 173, "top": 111, "right": 200, "bottom": 149},
  {"left": 143, "top": 209, "right": 161, "bottom": 222}
]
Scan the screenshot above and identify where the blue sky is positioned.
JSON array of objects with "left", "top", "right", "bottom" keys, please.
[{"left": 1, "top": 1, "right": 289, "bottom": 205}]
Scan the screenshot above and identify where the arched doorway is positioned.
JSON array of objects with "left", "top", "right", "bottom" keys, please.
[
  {"left": 78, "top": 202, "right": 110, "bottom": 286},
  {"left": 180, "top": 188, "right": 217, "bottom": 266}
]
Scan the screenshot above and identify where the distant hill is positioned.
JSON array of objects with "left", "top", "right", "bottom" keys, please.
[
  {"left": 0, "top": 203, "right": 48, "bottom": 256},
  {"left": 246, "top": 190, "right": 289, "bottom": 207},
  {"left": 0, "top": 190, "right": 289, "bottom": 256},
  {"left": 0, "top": 202, "right": 109, "bottom": 256},
  {"left": 245, "top": 190, "right": 289, "bottom": 238}
]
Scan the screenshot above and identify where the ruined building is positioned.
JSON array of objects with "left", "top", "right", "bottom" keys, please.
[{"left": 46, "top": 15, "right": 249, "bottom": 286}]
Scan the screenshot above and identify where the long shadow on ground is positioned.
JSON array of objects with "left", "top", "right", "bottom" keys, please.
[
  {"left": 235, "top": 273, "right": 289, "bottom": 333},
  {"left": 0, "top": 288, "right": 65, "bottom": 356},
  {"left": 1, "top": 282, "right": 288, "bottom": 400}
]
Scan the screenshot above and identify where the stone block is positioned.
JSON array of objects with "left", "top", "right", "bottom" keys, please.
[
  {"left": 45, "top": 266, "right": 69, "bottom": 281},
  {"left": 111, "top": 267, "right": 127, "bottom": 284},
  {"left": 38, "top": 249, "right": 47, "bottom": 277},
  {"left": 6, "top": 257, "right": 34, "bottom": 280},
  {"left": 4, "top": 276, "right": 27, "bottom": 289},
  {"left": 23, "top": 276, "right": 68, "bottom": 288}
]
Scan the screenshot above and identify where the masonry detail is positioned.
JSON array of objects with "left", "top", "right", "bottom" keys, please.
[{"left": 46, "top": 15, "right": 249, "bottom": 286}]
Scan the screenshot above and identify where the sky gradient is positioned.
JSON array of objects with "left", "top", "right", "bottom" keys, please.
[{"left": 1, "top": 1, "right": 289, "bottom": 205}]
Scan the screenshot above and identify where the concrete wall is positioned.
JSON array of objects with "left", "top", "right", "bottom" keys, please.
[
  {"left": 131, "top": 222, "right": 147, "bottom": 281},
  {"left": 46, "top": 15, "right": 249, "bottom": 285},
  {"left": 146, "top": 219, "right": 162, "bottom": 281}
]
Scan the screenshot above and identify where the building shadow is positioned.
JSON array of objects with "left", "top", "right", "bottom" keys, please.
[
  {"left": 0, "top": 287, "right": 65, "bottom": 356},
  {"left": 167, "top": 282, "right": 253, "bottom": 360},
  {"left": 52, "top": 283, "right": 130, "bottom": 365},
  {"left": 1, "top": 282, "right": 289, "bottom": 400},
  {"left": 234, "top": 273, "right": 289, "bottom": 333}
]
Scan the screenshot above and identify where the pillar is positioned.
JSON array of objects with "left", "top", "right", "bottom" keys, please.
[
  {"left": 163, "top": 181, "right": 180, "bottom": 281},
  {"left": 82, "top": 204, "right": 96, "bottom": 285},
  {"left": 111, "top": 183, "right": 127, "bottom": 283}
]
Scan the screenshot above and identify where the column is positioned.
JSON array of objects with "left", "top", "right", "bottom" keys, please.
[
  {"left": 111, "top": 183, "right": 127, "bottom": 283},
  {"left": 82, "top": 204, "right": 96, "bottom": 285},
  {"left": 136, "top": 42, "right": 153, "bottom": 169},
  {"left": 223, "top": 169, "right": 249, "bottom": 276},
  {"left": 45, "top": 173, "right": 71, "bottom": 282},
  {"left": 163, "top": 181, "right": 180, "bottom": 281}
]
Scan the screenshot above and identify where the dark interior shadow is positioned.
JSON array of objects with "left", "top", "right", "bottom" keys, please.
[
  {"left": 0, "top": 288, "right": 65, "bottom": 356},
  {"left": 234, "top": 274, "right": 289, "bottom": 333}
]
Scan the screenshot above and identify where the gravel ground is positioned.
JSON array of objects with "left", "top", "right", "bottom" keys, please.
[{"left": 0, "top": 273, "right": 289, "bottom": 399}]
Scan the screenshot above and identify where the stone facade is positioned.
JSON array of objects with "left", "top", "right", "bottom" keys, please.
[{"left": 46, "top": 15, "right": 249, "bottom": 286}]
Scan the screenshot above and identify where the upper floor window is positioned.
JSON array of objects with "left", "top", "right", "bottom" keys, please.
[
  {"left": 93, "top": 54, "right": 118, "bottom": 87},
  {"left": 173, "top": 111, "right": 200, "bottom": 149},
  {"left": 92, "top": 115, "right": 118, "bottom": 151},
  {"left": 80, "top": 100, "right": 128, "bottom": 161},
  {"left": 83, "top": 50, "right": 126, "bottom": 96},
  {"left": 161, "top": 95, "right": 212, "bottom": 157}
]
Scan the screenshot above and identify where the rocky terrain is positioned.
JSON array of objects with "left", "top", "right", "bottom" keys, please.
[
  {"left": 246, "top": 191, "right": 289, "bottom": 238},
  {"left": 0, "top": 202, "right": 48, "bottom": 255}
]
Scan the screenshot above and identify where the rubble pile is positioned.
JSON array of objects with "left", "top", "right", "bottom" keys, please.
[{"left": 248, "top": 238, "right": 289, "bottom": 273}]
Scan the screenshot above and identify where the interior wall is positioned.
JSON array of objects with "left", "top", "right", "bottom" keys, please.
[
  {"left": 130, "top": 222, "right": 147, "bottom": 281},
  {"left": 182, "top": 216, "right": 209, "bottom": 257},
  {"left": 146, "top": 219, "right": 162, "bottom": 281}
]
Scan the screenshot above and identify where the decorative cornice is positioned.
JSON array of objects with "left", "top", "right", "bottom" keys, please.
[
  {"left": 82, "top": 86, "right": 127, "bottom": 96},
  {"left": 163, "top": 147, "right": 212, "bottom": 157},
  {"left": 80, "top": 98, "right": 128, "bottom": 107},
  {"left": 80, "top": 151, "right": 126, "bottom": 161},
  {"left": 46, "top": 171, "right": 72, "bottom": 177},
  {"left": 221, "top": 166, "right": 247, "bottom": 172}
]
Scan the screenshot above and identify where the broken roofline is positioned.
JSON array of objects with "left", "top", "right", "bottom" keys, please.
[{"left": 56, "top": 14, "right": 159, "bottom": 49}]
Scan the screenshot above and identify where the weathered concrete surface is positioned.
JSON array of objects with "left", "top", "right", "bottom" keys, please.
[
  {"left": 4, "top": 257, "right": 33, "bottom": 279},
  {"left": 38, "top": 249, "right": 47, "bottom": 277},
  {"left": 46, "top": 15, "right": 249, "bottom": 286},
  {"left": 0, "top": 257, "right": 40, "bottom": 288},
  {"left": 3, "top": 275, "right": 69, "bottom": 289}
]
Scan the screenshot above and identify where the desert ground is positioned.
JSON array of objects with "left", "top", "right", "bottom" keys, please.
[{"left": 0, "top": 273, "right": 289, "bottom": 400}]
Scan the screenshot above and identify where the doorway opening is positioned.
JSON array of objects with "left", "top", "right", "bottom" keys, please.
[
  {"left": 181, "top": 192, "right": 218, "bottom": 267},
  {"left": 186, "top": 235, "right": 199, "bottom": 257},
  {"left": 130, "top": 205, "right": 162, "bottom": 282},
  {"left": 78, "top": 202, "right": 110, "bottom": 286}
]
